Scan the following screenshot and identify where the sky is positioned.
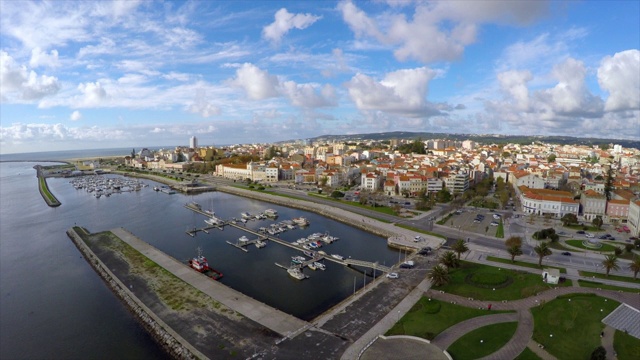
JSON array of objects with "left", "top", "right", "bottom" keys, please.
[{"left": 1, "top": 0, "right": 639, "bottom": 154}]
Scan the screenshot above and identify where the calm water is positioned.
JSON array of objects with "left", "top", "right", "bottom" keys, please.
[{"left": 0, "top": 161, "right": 398, "bottom": 359}]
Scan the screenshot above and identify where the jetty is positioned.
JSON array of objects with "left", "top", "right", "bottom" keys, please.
[{"left": 183, "top": 204, "right": 395, "bottom": 274}]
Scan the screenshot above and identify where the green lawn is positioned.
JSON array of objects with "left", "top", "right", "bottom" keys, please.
[
  {"left": 447, "top": 322, "right": 518, "bottom": 360},
  {"left": 486, "top": 256, "right": 566, "bottom": 274},
  {"left": 578, "top": 270, "right": 640, "bottom": 284},
  {"left": 531, "top": 294, "right": 620, "bottom": 360},
  {"left": 563, "top": 224, "right": 602, "bottom": 232},
  {"left": 514, "top": 347, "right": 542, "bottom": 360},
  {"left": 385, "top": 297, "right": 512, "bottom": 340},
  {"left": 565, "top": 239, "right": 618, "bottom": 252},
  {"left": 614, "top": 329, "right": 640, "bottom": 360},
  {"left": 577, "top": 280, "right": 640, "bottom": 293},
  {"left": 434, "top": 261, "right": 571, "bottom": 301}
]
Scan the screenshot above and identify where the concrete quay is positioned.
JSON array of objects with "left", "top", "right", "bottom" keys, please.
[{"left": 110, "top": 227, "right": 309, "bottom": 338}]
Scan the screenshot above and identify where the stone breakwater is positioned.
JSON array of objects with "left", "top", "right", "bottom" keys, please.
[{"left": 66, "top": 227, "right": 207, "bottom": 360}]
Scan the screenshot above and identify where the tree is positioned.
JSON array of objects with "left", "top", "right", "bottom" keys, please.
[
  {"left": 604, "top": 165, "right": 614, "bottom": 201},
  {"left": 452, "top": 239, "right": 469, "bottom": 260},
  {"left": 561, "top": 213, "right": 578, "bottom": 226},
  {"left": 436, "top": 188, "right": 452, "bottom": 203},
  {"left": 602, "top": 255, "right": 620, "bottom": 277},
  {"left": 507, "top": 245, "right": 523, "bottom": 263},
  {"left": 330, "top": 190, "right": 344, "bottom": 199},
  {"left": 505, "top": 236, "right": 522, "bottom": 248},
  {"left": 439, "top": 251, "right": 460, "bottom": 268},
  {"left": 547, "top": 154, "right": 556, "bottom": 163},
  {"left": 319, "top": 176, "right": 328, "bottom": 187},
  {"left": 534, "top": 242, "right": 552, "bottom": 266},
  {"left": 629, "top": 257, "right": 640, "bottom": 279},
  {"left": 428, "top": 264, "right": 450, "bottom": 287},
  {"left": 590, "top": 346, "right": 606, "bottom": 360},
  {"left": 592, "top": 216, "right": 603, "bottom": 230}
]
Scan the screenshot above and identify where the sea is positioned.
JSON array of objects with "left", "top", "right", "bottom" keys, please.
[{"left": 0, "top": 150, "right": 399, "bottom": 359}]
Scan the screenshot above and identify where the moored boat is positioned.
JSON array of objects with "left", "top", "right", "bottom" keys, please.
[
  {"left": 312, "top": 262, "right": 326, "bottom": 270},
  {"left": 287, "top": 267, "right": 307, "bottom": 280},
  {"left": 292, "top": 217, "right": 309, "bottom": 226},
  {"left": 331, "top": 254, "right": 344, "bottom": 260},
  {"left": 263, "top": 209, "right": 278, "bottom": 217},
  {"left": 291, "top": 255, "right": 306, "bottom": 264},
  {"left": 255, "top": 240, "right": 267, "bottom": 248},
  {"left": 188, "top": 248, "right": 209, "bottom": 272}
]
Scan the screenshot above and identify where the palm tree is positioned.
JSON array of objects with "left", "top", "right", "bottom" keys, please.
[
  {"left": 507, "top": 245, "right": 523, "bottom": 263},
  {"left": 534, "top": 242, "right": 552, "bottom": 266},
  {"left": 628, "top": 257, "right": 640, "bottom": 279},
  {"left": 452, "top": 239, "right": 469, "bottom": 260},
  {"left": 439, "top": 250, "right": 460, "bottom": 268},
  {"left": 428, "top": 264, "right": 450, "bottom": 287},
  {"left": 602, "top": 255, "right": 620, "bottom": 277}
]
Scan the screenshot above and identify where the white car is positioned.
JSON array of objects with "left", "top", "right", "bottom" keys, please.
[
  {"left": 493, "top": 214, "right": 501, "bottom": 219},
  {"left": 585, "top": 233, "right": 595, "bottom": 238},
  {"left": 386, "top": 272, "right": 399, "bottom": 279}
]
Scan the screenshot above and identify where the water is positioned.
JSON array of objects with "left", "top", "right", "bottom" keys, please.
[{"left": 0, "top": 161, "right": 398, "bottom": 358}]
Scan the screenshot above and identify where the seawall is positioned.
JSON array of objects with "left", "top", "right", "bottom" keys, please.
[
  {"left": 66, "top": 227, "right": 207, "bottom": 360},
  {"left": 217, "top": 186, "right": 444, "bottom": 251},
  {"left": 34, "top": 165, "right": 61, "bottom": 207}
]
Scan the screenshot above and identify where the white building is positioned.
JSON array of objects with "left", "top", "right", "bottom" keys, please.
[
  {"left": 190, "top": 136, "right": 198, "bottom": 149},
  {"left": 519, "top": 186, "right": 579, "bottom": 218}
]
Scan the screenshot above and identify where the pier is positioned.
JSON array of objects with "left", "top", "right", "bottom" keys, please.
[{"left": 183, "top": 204, "right": 396, "bottom": 274}]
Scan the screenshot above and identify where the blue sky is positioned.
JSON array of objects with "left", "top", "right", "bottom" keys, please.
[{"left": 1, "top": 0, "right": 639, "bottom": 154}]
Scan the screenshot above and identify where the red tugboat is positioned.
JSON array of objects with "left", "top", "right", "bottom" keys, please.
[{"left": 188, "top": 248, "right": 223, "bottom": 280}]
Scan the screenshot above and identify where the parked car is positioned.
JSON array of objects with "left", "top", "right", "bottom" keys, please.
[
  {"left": 562, "top": 252, "right": 572, "bottom": 256},
  {"left": 493, "top": 214, "right": 501, "bottom": 219},
  {"left": 585, "top": 233, "right": 595, "bottom": 238},
  {"left": 490, "top": 221, "right": 499, "bottom": 226},
  {"left": 386, "top": 272, "right": 399, "bottom": 279},
  {"left": 576, "top": 230, "right": 585, "bottom": 234}
]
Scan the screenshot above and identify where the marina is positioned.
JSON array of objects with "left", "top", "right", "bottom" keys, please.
[
  {"left": 70, "top": 174, "right": 147, "bottom": 198},
  {"left": 183, "top": 202, "right": 393, "bottom": 275}
]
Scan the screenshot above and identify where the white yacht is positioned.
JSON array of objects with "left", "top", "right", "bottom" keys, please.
[{"left": 287, "top": 268, "right": 306, "bottom": 280}]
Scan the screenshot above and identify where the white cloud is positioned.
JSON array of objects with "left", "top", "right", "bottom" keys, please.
[
  {"left": 345, "top": 67, "right": 438, "bottom": 116},
  {"left": 1, "top": 51, "right": 60, "bottom": 101},
  {"left": 29, "top": 47, "right": 60, "bottom": 68},
  {"left": 497, "top": 70, "right": 532, "bottom": 111},
  {"left": 70, "top": 111, "right": 82, "bottom": 121},
  {"left": 597, "top": 49, "right": 640, "bottom": 112},
  {"left": 229, "top": 63, "right": 280, "bottom": 100},
  {"left": 339, "top": 0, "right": 549, "bottom": 64},
  {"left": 0, "top": 123, "right": 128, "bottom": 144},
  {"left": 282, "top": 82, "right": 337, "bottom": 108},
  {"left": 77, "top": 81, "right": 108, "bottom": 107},
  {"left": 188, "top": 89, "right": 221, "bottom": 118},
  {"left": 262, "top": 8, "right": 321, "bottom": 44},
  {"left": 535, "top": 58, "right": 603, "bottom": 117}
]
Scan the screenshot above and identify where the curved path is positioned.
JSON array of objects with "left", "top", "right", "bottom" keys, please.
[
  {"left": 479, "top": 310, "right": 533, "bottom": 360},
  {"left": 432, "top": 312, "right": 519, "bottom": 349}
]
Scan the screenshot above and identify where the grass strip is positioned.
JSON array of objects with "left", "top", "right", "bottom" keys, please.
[
  {"left": 565, "top": 239, "right": 618, "bottom": 252},
  {"left": 446, "top": 322, "right": 518, "bottom": 360},
  {"left": 395, "top": 223, "right": 446, "bottom": 239},
  {"left": 495, "top": 221, "right": 505, "bottom": 238},
  {"left": 577, "top": 280, "right": 640, "bottom": 293},
  {"left": 486, "top": 256, "right": 566, "bottom": 274},
  {"left": 531, "top": 294, "right": 619, "bottom": 360},
  {"left": 578, "top": 270, "right": 640, "bottom": 284},
  {"left": 385, "top": 297, "right": 513, "bottom": 340}
]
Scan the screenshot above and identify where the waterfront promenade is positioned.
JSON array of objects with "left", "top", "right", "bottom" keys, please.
[{"left": 110, "top": 227, "right": 309, "bottom": 337}]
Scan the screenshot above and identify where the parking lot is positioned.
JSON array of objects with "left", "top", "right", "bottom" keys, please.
[{"left": 446, "top": 208, "right": 506, "bottom": 237}]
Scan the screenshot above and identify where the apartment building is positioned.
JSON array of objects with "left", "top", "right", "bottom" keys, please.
[
  {"left": 580, "top": 190, "right": 606, "bottom": 221},
  {"left": 519, "top": 186, "right": 579, "bottom": 218}
]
